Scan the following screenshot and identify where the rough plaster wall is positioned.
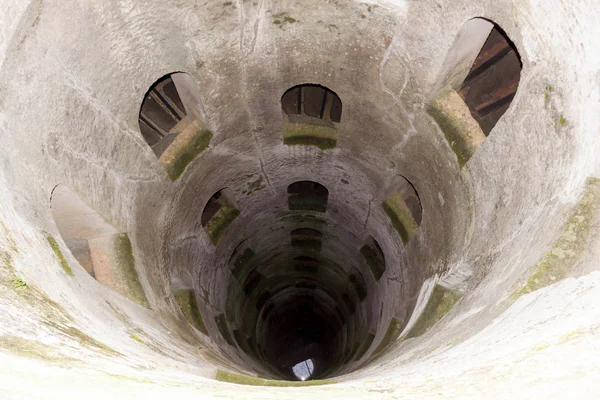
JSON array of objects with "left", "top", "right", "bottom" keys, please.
[{"left": 0, "top": 0, "right": 599, "bottom": 397}]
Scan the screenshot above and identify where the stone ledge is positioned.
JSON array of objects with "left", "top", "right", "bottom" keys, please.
[
  {"left": 405, "top": 284, "right": 461, "bottom": 339},
  {"left": 215, "top": 370, "right": 335, "bottom": 386},
  {"left": 89, "top": 233, "right": 149, "bottom": 308},
  {"left": 427, "top": 89, "right": 486, "bottom": 167},
  {"left": 283, "top": 122, "right": 338, "bottom": 150},
  {"left": 175, "top": 289, "right": 208, "bottom": 335},
  {"left": 159, "top": 119, "right": 213, "bottom": 181},
  {"left": 383, "top": 192, "right": 419, "bottom": 245}
]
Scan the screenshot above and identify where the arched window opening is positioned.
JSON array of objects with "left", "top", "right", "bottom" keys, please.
[
  {"left": 459, "top": 25, "right": 521, "bottom": 135},
  {"left": 382, "top": 176, "right": 422, "bottom": 245},
  {"left": 427, "top": 19, "right": 521, "bottom": 167},
  {"left": 243, "top": 269, "right": 264, "bottom": 296},
  {"left": 229, "top": 242, "right": 256, "bottom": 281},
  {"left": 50, "top": 185, "right": 148, "bottom": 307},
  {"left": 287, "top": 181, "right": 329, "bottom": 212},
  {"left": 201, "top": 188, "right": 240, "bottom": 245},
  {"left": 361, "top": 236, "right": 385, "bottom": 281},
  {"left": 349, "top": 271, "right": 367, "bottom": 301},
  {"left": 281, "top": 84, "right": 342, "bottom": 150},
  {"left": 139, "top": 73, "right": 212, "bottom": 180},
  {"left": 291, "top": 228, "right": 323, "bottom": 252},
  {"left": 282, "top": 85, "right": 342, "bottom": 123}
]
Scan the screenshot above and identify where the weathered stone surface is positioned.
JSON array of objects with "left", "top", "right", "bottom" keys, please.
[
  {"left": 159, "top": 120, "right": 213, "bottom": 181},
  {"left": 0, "top": 0, "right": 600, "bottom": 397},
  {"left": 175, "top": 289, "right": 208, "bottom": 335},
  {"left": 427, "top": 90, "right": 486, "bottom": 167},
  {"left": 89, "top": 234, "right": 149, "bottom": 308}
]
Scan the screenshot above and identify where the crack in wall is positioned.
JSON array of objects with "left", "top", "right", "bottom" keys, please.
[
  {"left": 253, "top": 132, "right": 274, "bottom": 192},
  {"left": 363, "top": 199, "right": 373, "bottom": 229},
  {"left": 47, "top": 131, "right": 160, "bottom": 182}
]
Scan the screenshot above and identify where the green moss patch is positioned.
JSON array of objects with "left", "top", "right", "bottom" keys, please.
[
  {"left": 426, "top": 90, "right": 486, "bottom": 167},
  {"left": 43, "top": 321, "right": 121, "bottom": 357},
  {"left": 272, "top": 12, "right": 299, "bottom": 29},
  {"left": 161, "top": 125, "right": 212, "bottom": 181},
  {"left": 175, "top": 289, "right": 208, "bottom": 335},
  {"left": 204, "top": 205, "right": 240, "bottom": 245},
  {"left": 215, "top": 370, "right": 334, "bottom": 386},
  {"left": 113, "top": 234, "right": 149, "bottom": 308},
  {"left": 513, "top": 177, "right": 600, "bottom": 299},
  {"left": 0, "top": 245, "right": 122, "bottom": 359},
  {"left": 406, "top": 284, "right": 461, "bottom": 339},
  {"left": 10, "top": 275, "right": 27, "bottom": 290},
  {"left": 106, "top": 301, "right": 130, "bottom": 323},
  {"left": 130, "top": 333, "right": 143, "bottom": 343},
  {"left": 46, "top": 236, "right": 72, "bottom": 276},
  {"left": 283, "top": 122, "right": 338, "bottom": 150},
  {"left": 371, "top": 318, "right": 403, "bottom": 359},
  {"left": 383, "top": 193, "right": 419, "bottom": 245},
  {"left": 0, "top": 334, "right": 75, "bottom": 363}
]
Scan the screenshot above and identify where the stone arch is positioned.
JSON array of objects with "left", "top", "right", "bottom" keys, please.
[
  {"left": 427, "top": 18, "right": 522, "bottom": 166},
  {"left": 201, "top": 188, "right": 240, "bottom": 245},
  {"left": 281, "top": 84, "right": 342, "bottom": 149},
  {"left": 50, "top": 185, "right": 148, "bottom": 307},
  {"left": 287, "top": 181, "right": 329, "bottom": 212},
  {"left": 138, "top": 72, "right": 213, "bottom": 180},
  {"left": 360, "top": 236, "right": 386, "bottom": 281},
  {"left": 382, "top": 175, "right": 423, "bottom": 245}
]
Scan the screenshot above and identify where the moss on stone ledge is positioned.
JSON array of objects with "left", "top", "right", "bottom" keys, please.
[
  {"left": 426, "top": 90, "right": 486, "bottom": 168},
  {"left": 383, "top": 193, "right": 418, "bottom": 245},
  {"left": 43, "top": 321, "right": 121, "bottom": 357},
  {"left": 46, "top": 236, "right": 72, "bottom": 276},
  {"left": 175, "top": 289, "right": 208, "bottom": 335},
  {"left": 160, "top": 124, "right": 213, "bottom": 181},
  {"left": 283, "top": 122, "right": 338, "bottom": 150},
  {"left": 113, "top": 233, "right": 149, "bottom": 308},
  {"left": 512, "top": 177, "right": 600, "bottom": 299},
  {"left": 204, "top": 205, "right": 240, "bottom": 245},
  {"left": 215, "top": 370, "right": 334, "bottom": 386},
  {"left": 231, "top": 248, "right": 256, "bottom": 281},
  {"left": 406, "top": 284, "right": 461, "bottom": 339},
  {"left": 0, "top": 335, "right": 75, "bottom": 363},
  {"left": 361, "top": 242, "right": 385, "bottom": 281},
  {"left": 371, "top": 318, "right": 403, "bottom": 359}
]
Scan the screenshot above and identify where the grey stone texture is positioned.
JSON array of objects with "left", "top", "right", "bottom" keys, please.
[{"left": 0, "top": 0, "right": 599, "bottom": 398}]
